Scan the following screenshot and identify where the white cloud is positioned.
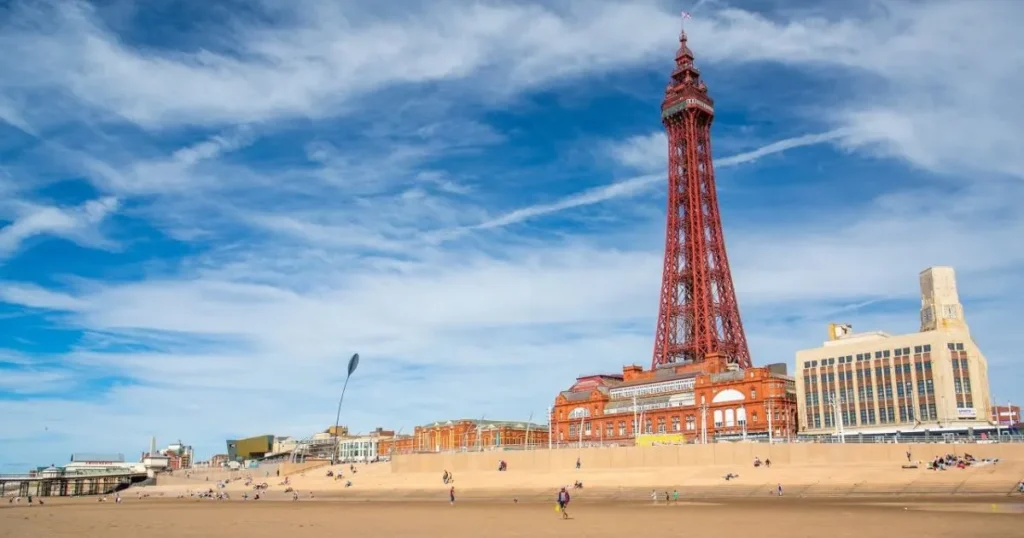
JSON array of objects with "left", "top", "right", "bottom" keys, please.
[
  {"left": 685, "top": 1, "right": 1024, "bottom": 180},
  {"left": 1, "top": 0, "right": 1022, "bottom": 468},
  {"left": 0, "top": 0, "right": 678, "bottom": 129},
  {"left": 0, "top": 196, "right": 119, "bottom": 260}
]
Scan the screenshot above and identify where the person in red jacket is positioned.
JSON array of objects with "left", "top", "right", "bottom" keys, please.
[{"left": 557, "top": 487, "right": 571, "bottom": 519}]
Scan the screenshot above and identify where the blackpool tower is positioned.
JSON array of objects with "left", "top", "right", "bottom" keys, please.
[{"left": 651, "top": 24, "right": 752, "bottom": 370}]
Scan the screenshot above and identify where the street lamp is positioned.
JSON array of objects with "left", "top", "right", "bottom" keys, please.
[{"left": 332, "top": 353, "right": 361, "bottom": 465}]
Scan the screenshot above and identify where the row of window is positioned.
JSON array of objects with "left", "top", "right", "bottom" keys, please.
[
  {"left": 608, "top": 379, "right": 695, "bottom": 400},
  {"left": 803, "top": 343, "right": 960, "bottom": 369},
  {"left": 564, "top": 407, "right": 773, "bottom": 438},
  {"left": 809, "top": 403, "right": 939, "bottom": 429}
]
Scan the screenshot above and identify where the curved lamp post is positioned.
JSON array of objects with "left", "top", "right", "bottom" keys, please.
[{"left": 332, "top": 353, "right": 360, "bottom": 465}]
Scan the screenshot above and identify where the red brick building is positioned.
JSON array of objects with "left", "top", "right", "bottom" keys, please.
[
  {"left": 378, "top": 435, "right": 415, "bottom": 456},
  {"left": 411, "top": 419, "right": 550, "bottom": 453},
  {"left": 991, "top": 404, "right": 1020, "bottom": 427},
  {"left": 552, "top": 353, "right": 798, "bottom": 445}
]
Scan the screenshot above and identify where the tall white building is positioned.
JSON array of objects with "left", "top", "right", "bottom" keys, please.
[{"left": 795, "top": 267, "right": 993, "bottom": 437}]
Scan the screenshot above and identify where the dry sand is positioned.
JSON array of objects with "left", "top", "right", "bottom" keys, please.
[
  {"left": 2, "top": 496, "right": 1021, "bottom": 538},
  {"left": 146, "top": 459, "right": 1024, "bottom": 500}
]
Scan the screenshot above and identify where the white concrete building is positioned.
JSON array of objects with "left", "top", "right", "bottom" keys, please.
[
  {"left": 336, "top": 434, "right": 380, "bottom": 462},
  {"left": 795, "top": 267, "right": 994, "bottom": 438}
]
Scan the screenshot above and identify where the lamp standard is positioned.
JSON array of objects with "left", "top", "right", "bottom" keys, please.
[{"left": 332, "top": 353, "right": 361, "bottom": 465}]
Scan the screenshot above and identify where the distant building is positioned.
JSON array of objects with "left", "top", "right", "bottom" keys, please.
[
  {"left": 209, "top": 454, "right": 229, "bottom": 467},
  {"left": 795, "top": 267, "right": 994, "bottom": 438},
  {"left": 991, "top": 404, "right": 1020, "bottom": 428},
  {"left": 226, "top": 435, "right": 274, "bottom": 462},
  {"left": 325, "top": 425, "right": 349, "bottom": 437},
  {"left": 412, "top": 419, "right": 549, "bottom": 452},
  {"left": 64, "top": 453, "right": 142, "bottom": 475},
  {"left": 162, "top": 442, "right": 194, "bottom": 469},
  {"left": 378, "top": 435, "right": 415, "bottom": 456}
]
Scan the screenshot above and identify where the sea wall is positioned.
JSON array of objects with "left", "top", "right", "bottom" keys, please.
[
  {"left": 390, "top": 443, "right": 1024, "bottom": 474},
  {"left": 279, "top": 459, "right": 331, "bottom": 476}
]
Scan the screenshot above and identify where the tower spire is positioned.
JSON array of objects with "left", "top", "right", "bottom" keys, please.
[
  {"left": 652, "top": 18, "right": 751, "bottom": 370},
  {"left": 667, "top": 11, "right": 709, "bottom": 97}
]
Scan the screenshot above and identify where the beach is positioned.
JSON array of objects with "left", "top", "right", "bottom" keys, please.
[{"left": 3, "top": 496, "right": 1022, "bottom": 538}]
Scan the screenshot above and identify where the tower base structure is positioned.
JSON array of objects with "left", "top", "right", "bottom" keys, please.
[{"left": 551, "top": 355, "right": 798, "bottom": 447}]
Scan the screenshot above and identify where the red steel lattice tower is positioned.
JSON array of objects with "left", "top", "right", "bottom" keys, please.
[{"left": 651, "top": 26, "right": 752, "bottom": 370}]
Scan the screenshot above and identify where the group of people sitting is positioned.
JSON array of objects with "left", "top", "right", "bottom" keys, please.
[
  {"left": 928, "top": 452, "right": 990, "bottom": 470},
  {"left": 753, "top": 457, "right": 772, "bottom": 468}
]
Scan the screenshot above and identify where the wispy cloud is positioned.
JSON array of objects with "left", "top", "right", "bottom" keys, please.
[
  {"left": 0, "top": 0, "right": 1021, "bottom": 468},
  {"left": 0, "top": 197, "right": 119, "bottom": 260},
  {"left": 453, "top": 129, "right": 845, "bottom": 234}
]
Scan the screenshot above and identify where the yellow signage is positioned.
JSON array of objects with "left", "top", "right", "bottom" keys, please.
[{"left": 635, "top": 433, "right": 686, "bottom": 447}]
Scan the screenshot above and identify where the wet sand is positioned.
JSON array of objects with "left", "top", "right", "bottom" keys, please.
[{"left": 2, "top": 496, "right": 1021, "bottom": 538}]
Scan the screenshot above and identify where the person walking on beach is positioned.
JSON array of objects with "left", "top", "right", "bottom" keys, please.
[
  {"left": 557, "top": 487, "right": 571, "bottom": 519},
  {"left": 777, "top": 483, "right": 783, "bottom": 497},
  {"left": 673, "top": 489, "right": 679, "bottom": 503},
  {"left": 576, "top": 457, "right": 581, "bottom": 470},
  {"left": 449, "top": 486, "right": 456, "bottom": 506}
]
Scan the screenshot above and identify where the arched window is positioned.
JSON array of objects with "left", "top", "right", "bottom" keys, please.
[{"left": 568, "top": 407, "right": 591, "bottom": 419}]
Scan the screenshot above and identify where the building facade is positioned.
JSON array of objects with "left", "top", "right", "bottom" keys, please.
[
  {"left": 412, "top": 419, "right": 549, "bottom": 453},
  {"left": 991, "top": 404, "right": 1020, "bottom": 428},
  {"left": 336, "top": 435, "right": 379, "bottom": 462},
  {"left": 552, "top": 354, "right": 798, "bottom": 445},
  {"left": 378, "top": 435, "right": 415, "bottom": 456},
  {"left": 226, "top": 435, "right": 274, "bottom": 462},
  {"left": 795, "top": 267, "right": 994, "bottom": 437}
]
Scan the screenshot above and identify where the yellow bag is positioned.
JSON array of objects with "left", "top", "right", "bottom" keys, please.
[{"left": 555, "top": 503, "right": 561, "bottom": 512}]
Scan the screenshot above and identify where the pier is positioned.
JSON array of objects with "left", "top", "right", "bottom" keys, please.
[{"left": 0, "top": 470, "right": 148, "bottom": 498}]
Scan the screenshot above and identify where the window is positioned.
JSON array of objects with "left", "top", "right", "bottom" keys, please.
[
  {"left": 569, "top": 423, "right": 577, "bottom": 436},
  {"left": 605, "top": 422, "right": 614, "bottom": 437},
  {"left": 914, "top": 345, "right": 922, "bottom": 354},
  {"left": 686, "top": 415, "right": 696, "bottom": 431},
  {"left": 671, "top": 416, "right": 681, "bottom": 432},
  {"left": 923, "top": 344, "right": 931, "bottom": 352},
  {"left": 751, "top": 388, "right": 757, "bottom": 399},
  {"left": 657, "top": 417, "right": 666, "bottom": 433},
  {"left": 713, "top": 410, "right": 723, "bottom": 428},
  {"left": 725, "top": 408, "right": 736, "bottom": 427},
  {"left": 618, "top": 421, "right": 626, "bottom": 436},
  {"left": 752, "top": 412, "right": 759, "bottom": 423},
  {"left": 644, "top": 418, "right": 653, "bottom": 434},
  {"left": 584, "top": 422, "right": 591, "bottom": 436}
]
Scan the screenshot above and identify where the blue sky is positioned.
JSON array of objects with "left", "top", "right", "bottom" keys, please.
[{"left": 1, "top": 0, "right": 1022, "bottom": 470}]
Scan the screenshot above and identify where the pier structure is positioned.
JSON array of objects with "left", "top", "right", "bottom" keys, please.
[{"left": 0, "top": 470, "right": 147, "bottom": 498}]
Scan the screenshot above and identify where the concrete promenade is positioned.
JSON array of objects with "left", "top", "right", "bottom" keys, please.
[{"left": 389, "top": 442, "right": 1024, "bottom": 473}]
